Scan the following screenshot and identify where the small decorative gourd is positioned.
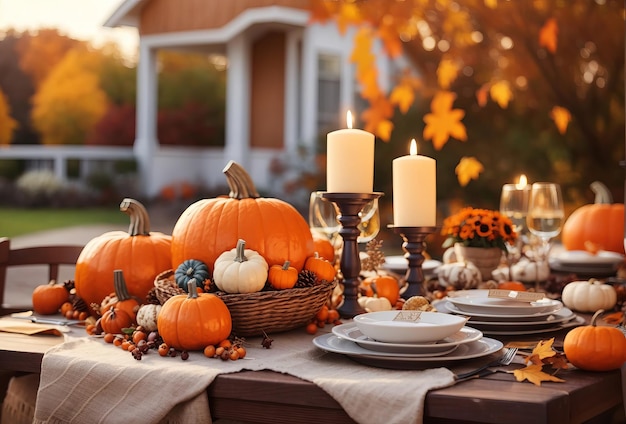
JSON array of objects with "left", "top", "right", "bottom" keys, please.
[
  {"left": 437, "top": 261, "right": 481, "bottom": 290},
  {"left": 136, "top": 304, "right": 161, "bottom": 332},
  {"left": 357, "top": 296, "right": 392, "bottom": 313},
  {"left": 99, "top": 270, "right": 140, "bottom": 322},
  {"left": 561, "top": 279, "right": 617, "bottom": 313},
  {"left": 175, "top": 259, "right": 210, "bottom": 292},
  {"left": 268, "top": 261, "right": 298, "bottom": 290},
  {"left": 32, "top": 280, "right": 70, "bottom": 315},
  {"left": 213, "top": 239, "right": 268, "bottom": 293},
  {"left": 563, "top": 309, "right": 626, "bottom": 371},
  {"left": 157, "top": 280, "right": 232, "bottom": 351},
  {"left": 510, "top": 259, "right": 550, "bottom": 283}
]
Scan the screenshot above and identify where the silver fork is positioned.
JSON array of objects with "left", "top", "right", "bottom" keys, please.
[{"left": 455, "top": 347, "right": 518, "bottom": 381}]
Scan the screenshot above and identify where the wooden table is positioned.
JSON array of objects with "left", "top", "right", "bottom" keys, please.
[{"left": 1, "top": 325, "right": 623, "bottom": 424}]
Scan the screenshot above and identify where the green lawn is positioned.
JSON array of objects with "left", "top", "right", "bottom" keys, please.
[{"left": 0, "top": 208, "right": 128, "bottom": 238}]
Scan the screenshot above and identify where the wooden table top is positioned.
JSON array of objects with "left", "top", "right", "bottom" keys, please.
[{"left": 1, "top": 319, "right": 623, "bottom": 424}]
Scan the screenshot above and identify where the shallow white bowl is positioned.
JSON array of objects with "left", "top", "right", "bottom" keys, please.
[{"left": 353, "top": 311, "right": 468, "bottom": 344}]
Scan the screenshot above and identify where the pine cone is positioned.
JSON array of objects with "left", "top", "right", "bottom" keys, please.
[
  {"left": 295, "top": 269, "right": 317, "bottom": 288},
  {"left": 145, "top": 287, "right": 160, "bottom": 305},
  {"left": 154, "top": 278, "right": 185, "bottom": 305},
  {"left": 71, "top": 296, "right": 89, "bottom": 313}
]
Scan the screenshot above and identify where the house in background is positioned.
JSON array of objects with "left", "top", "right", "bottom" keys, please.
[{"left": 104, "top": 0, "right": 400, "bottom": 199}]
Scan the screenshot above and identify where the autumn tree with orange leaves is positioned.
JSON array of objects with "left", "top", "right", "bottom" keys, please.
[{"left": 309, "top": 0, "right": 624, "bottom": 200}]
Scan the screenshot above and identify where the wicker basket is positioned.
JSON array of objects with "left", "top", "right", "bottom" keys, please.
[{"left": 216, "top": 281, "right": 335, "bottom": 337}]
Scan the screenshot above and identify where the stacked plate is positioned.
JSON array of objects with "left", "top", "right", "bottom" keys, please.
[
  {"left": 312, "top": 310, "right": 503, "bottom": 369},
  {"left": 434, "top": 289, "right": 584, "bottom": 336},
  {"left": 549, "top": 250, "right": 624, "bottom": 277}
]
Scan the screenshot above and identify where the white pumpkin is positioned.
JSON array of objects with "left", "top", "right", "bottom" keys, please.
[
  {"left": 136, "top": 304, "right": 161, "bottom": 332},
  {"left": 213, "top": 239, "right": 268, "bottom": 293},
  {"left": 437, "top": 261, "right": 482, "bottom": 290},
  {"left": 357, "top": 296, "right": 392, "bottom": 312},
  {"left": 510, "top": 259, "right": 550, "bottom": 283},
  {"left": 561, "top": 279, "right": 617, "bottom": 313}
]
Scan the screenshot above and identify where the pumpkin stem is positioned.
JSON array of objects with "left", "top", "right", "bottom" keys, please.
[
  {"left": 590, "top": 309, "right": 604, "bottom": 327},
  {"left": 234, "top": 239, "right": 248, "bottom": 263},
  {"left": 590, "top": 181, "right": 613, "bottom": 204},
  {"left": 113, "top": 270, "right": 132, "bottom": 301},
  {"left": 120, "top": 198, "right": 151, "bottom": 236},
  {"left": 187, "top": 279, "right": 199, "bottom": 299},
  {"left": 282, "top": 260, "right": 291, "bottom": 270},
  {"left": 223, "top": 161, "right": 260, "bottom": 200}
]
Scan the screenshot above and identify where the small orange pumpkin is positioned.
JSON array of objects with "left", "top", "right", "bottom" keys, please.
[
  {"left": 32, "top": 280, "right": 69, "bottom": 315},
  {"left": 561, "top": 182, "right": 625, "bottom": 254},
  {"left": 268, "top": 261, "right": 298, "bottom": 290},
  {"left": 563, "top": 309, "right": 626, "bottom": 372},
  {"left": 75, "top": 199, "right": 172, "bottom": 313},
  {"left": 99, "top": 270, "right": 141, "bottom": 322},
  {"left": 157, "top": 280, "right": 232, "bottom": 351},
  {"left": 304, "top": 253, "right": 336, "bottom": 283},
  {"left": 100, "top": 306, "right": 133, "bottom": 334},
  {"left": 371, "top": 275, "right": 400, "bottom": 305}
]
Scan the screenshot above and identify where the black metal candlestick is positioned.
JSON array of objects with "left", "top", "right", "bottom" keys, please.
[
  {"left": 322, "top": 192, "right": 383, "bottom": 318},
  {"left": 388, "top": 225, "right": 437, "bottom": 299}
]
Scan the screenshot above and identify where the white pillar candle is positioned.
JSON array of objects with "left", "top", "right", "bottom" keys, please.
[
  {"left": 392, "top": 139, "right": 437, "bottom": 226},
  {"left": 326, "top": 111, "right": 375, "bottom": 193}
]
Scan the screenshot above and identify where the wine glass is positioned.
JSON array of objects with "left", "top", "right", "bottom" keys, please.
[
  {"left": 308, "top": 191, "right": 341, "bottom": 239},
  {"left": 357, "top": 198, "right": 380, "bottom": 243},
  {"left": 526, "top": 182, "right": 564, "bottom": 264},
  {"left": 500, "top": 183, "right": 531, "bottom": 267}
]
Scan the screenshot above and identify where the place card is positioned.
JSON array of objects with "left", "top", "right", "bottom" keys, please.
[
  {"left": 487, "top": 289, "right": 546, "bottom": 303},
  {"left": 393, "top": 311, "right": 423, "bottom": 322}
]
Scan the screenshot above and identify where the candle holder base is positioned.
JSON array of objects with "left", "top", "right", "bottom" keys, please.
[
  {"left": 323, "top": 192, "right": 383, "bottom": 318},
  {"left": 388, "top": 225, "right": 438, "bottom": 299}
]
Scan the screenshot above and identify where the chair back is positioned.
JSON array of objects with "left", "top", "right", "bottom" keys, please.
[{"left": 0, "top": 237, "right": 84, "bottom": 315}]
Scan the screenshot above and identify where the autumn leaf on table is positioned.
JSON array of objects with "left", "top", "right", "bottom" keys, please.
[
  {"left": 602, "top": 311, "right": 624, "bottom": 326},
  {"left": 539, "top": 18, "right": 559, "bottom": 54},
  {"left": 513, "top": 364, "right": 565, "bottom": 386},
  {"left": 455, "top": 157, "right": 483, "bottom": 187},
  {"left": 525, "top": 337, "right": 557, "bottom": 365},
  {"left": 550, "top": 106, "right": 571, "bottom": 134},
  {"left": 437, "top": 58, "right": 459, "bottom": 90},
  {"left": 423, "top": 91, "right": 467, "bottom": 150},
  {"left": 489, "top": 81, "right": 513, "bottom": 109}
]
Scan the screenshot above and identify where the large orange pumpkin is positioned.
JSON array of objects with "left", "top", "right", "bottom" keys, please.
[
  {"left": 171, "top": 161, "right": 314, "bottom": 272},
  {"left": 75, "top": 199, "right": 172, "bottom": 311},
  {"left": 561, "top": 182, "right": 624, "bottom": 254}
]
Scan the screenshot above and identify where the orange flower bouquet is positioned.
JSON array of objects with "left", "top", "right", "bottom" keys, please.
[{"left": 441, "top": 207, "right": 517, "bottom": 251}]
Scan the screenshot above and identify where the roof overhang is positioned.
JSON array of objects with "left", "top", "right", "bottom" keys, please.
[{"left": 104, "top": 0, "right": 146, "bottom": 28}]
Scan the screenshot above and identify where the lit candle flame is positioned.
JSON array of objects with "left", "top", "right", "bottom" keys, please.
[
  {"left": 346, "top": 110, "right": 353, "bottom": 129},
  {"left": 410, "top": 139, "right": 418, "bottom": 156},
  {"left": 515, "top": 174, "right": 527, "bottom": 189}
]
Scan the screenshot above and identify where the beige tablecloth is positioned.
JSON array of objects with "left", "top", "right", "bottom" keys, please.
[{"left": 33, "top": 329, "right": 456, "bottom": 424}]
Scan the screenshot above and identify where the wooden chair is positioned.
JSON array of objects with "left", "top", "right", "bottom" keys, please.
[{"left": 0, "top": 237, "right": 84, "bottom": 315}]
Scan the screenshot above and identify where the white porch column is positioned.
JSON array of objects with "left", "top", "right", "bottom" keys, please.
[
  {"left": 284, "top": 29, "right": 303, "bottom": 152},
  {"left": 224, "top": 34, "right": 250, "bottom": 168},
  {"left": 134, "top": 42, "right": 159, "bottom": 197}
]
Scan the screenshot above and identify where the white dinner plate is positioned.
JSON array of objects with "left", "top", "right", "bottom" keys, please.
[
  {"left": 440, "top": 301, "right": 564, "bottom": 321},
  {"left": 446, "top": 290, "right": 563, "bottom": 315},
  {"left": 435, "top": 300, "right": 575, "bottom": 326},
  {"left": 477, "top": 315, "right": 585, "bottom": 336},
  {"left": 332, "top": 323, "right": 483, "bottom": 355},
  {"left": 553, "top": 250, "right": 624, "bottom": 266},
  {"left": 313, "top": 333, "right": 503, "bottom": 363},
  {"left": 382, "top": 256, "right": 442, "bottom": 275}
]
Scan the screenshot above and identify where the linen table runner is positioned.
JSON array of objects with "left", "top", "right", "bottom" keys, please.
[{"left": 34, "top": 329, "right": 456, "bottom": 424}]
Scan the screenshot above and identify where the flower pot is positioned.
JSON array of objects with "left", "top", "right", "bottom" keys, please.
[{"left": 453, "top": 244, "right": 503, "bottom": 281}]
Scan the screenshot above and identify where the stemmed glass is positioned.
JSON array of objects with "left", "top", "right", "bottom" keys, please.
[
  {"left": 309, "top": 191, "right": 341, "bottom": 240},
  {"left": 309, "top": 192, "right": 380, "bottom": 245},
  {"left": 357, "top": 198, "right": 380, "bottom": 243},
  {"left": 500, "top": 183, "right": 530, "bottom": 267},
  {"left": 526, "top": 182, "right": 564, "bottom": 265}
]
